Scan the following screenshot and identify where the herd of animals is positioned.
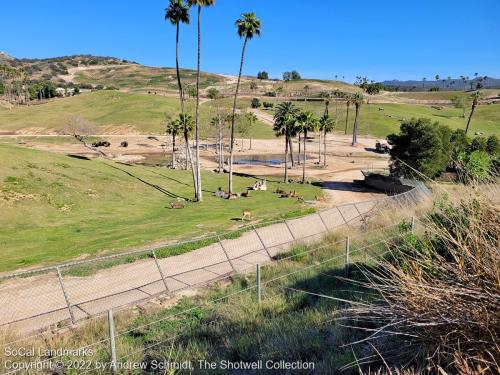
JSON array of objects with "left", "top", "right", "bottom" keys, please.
[{"left": 169, "top": 179, "right": 305, "bottom": 221}]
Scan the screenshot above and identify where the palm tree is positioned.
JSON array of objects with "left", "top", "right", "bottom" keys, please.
[
  {"left": 344, "top": 95, "right": 352, "bottom": 134},
  {"left": 274, "top": 102, "right": 299, "bottom": 183},
  {"left": 320, "top": 114, "right": 334, "bottom": 167},
  {"left": 228, "top": 12, "right": 261, "bottom": 193},
  {"left": 165, "top": 0, "right": 197, "bottom": 191},
  {"left": 435, "top": 74, "right": 440, "bottom": 89},
  {"left": 351, "top": 92, "right": 364, "bottom": 146},
  {"left": 179, "top": 114, "right": 195, "bottom": 168},
  {"left": 318, "top": 92, "right": 331, "bottom": 163},
  {"left": 422, "top": 77, "right": 426, "bottom": 89},
  {"left": 296, "top": 111, "right": 319, "bottom": 183},
  {"left": 465, "top": 91, "right": 482, "bottom": 135},
  {"left": 165, "top": 115, "right": 183, "bottom": 169},
  {"left": 187, "top": 0, "right": 215, "bottom": 202},
  {"left": 244, "top": 112, "right": 257, "bottom": 149}
]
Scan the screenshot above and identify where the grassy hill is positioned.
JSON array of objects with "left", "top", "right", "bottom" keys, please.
[
  {"left": 0, "top": 91, "right": 275, "bottom": 138},
  {"left": 0, "top": 145, "right": 320, "bottom": 272},
  {"left": 262, "top": 99, "right": 500, "bottom": 137}
]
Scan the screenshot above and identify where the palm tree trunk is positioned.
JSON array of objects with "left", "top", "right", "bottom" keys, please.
[
  {"left": 284, "top": 135, "right": 289, "bottom": 183},
  {"left": 302, "top": 129, "right": 307, "bottom": 183},
  {"left": 172, "top": 134, "right": 176, "bottom": 168},
  {"left": 344, "top": 103, "right": 350, "bottom": 134},
  {"left": 297, "top": 134, "right": 301, "bottom": 165},
  {"left": 465, "top": 103, "right": 476, "bottom": 135},
  {"left": 289, "top": 137, "right": 295, "bottom": 167},
  {"left": 323, "top": 128, "right": 327, "bottom": 167},
  {"left": 175, "top": 22, "right": 197, "bottom": 194},
  {"left": 318, "top": 131, "right": 321, "bottom": 164},
  {"left": 194, "top": 5, "right": 203, "bottom": 201},
  {"left": 229, "top": 36, "right": 248, "bottom": 194},
  {"left": 352, "top": 105, "right": 360, "bottom": 146}
]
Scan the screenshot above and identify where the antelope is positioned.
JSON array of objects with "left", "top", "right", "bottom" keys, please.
[
  {"left": 241, "top": 189, "right": 251, "bottom": 197},
  {"left": 170, "top": 202, "right": 185, "bottom": 209},
  {"left": 242, "top": 209, "right": 252, "bottom": 220}
]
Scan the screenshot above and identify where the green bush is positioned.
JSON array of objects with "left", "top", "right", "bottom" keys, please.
[
  {"left": 457, "top": 150, "right": 491, "bottom": 182},
  {"left": 388, "top": 118, "right": 451, "bottom": 178},
  {"left": 250, "top": 98, "right": 261, "bottom": 108}
]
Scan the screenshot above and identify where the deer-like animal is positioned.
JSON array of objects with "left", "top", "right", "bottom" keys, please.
[
  {"left": 242, "top": 209, "right": 252, "bottom": 221},
  {"left": 170, "top": 202, "right": 185, "bottom": 209}
]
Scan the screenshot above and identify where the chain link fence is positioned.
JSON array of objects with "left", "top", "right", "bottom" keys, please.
[{"left": 0, "top": 181, "right": 430, "bottom": 337}]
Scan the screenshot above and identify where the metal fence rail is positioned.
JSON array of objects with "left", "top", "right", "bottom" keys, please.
[{"left": 0, "top": 181, "right": 430, "bottom": 336}]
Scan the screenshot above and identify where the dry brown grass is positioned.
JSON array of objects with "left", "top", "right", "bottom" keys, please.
[{"left": 343, "top": 188, "right": 500, "bottom": 374}]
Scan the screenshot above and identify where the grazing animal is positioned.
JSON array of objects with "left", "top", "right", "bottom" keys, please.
[
  {"left": 289, "top": 190, "right": 297, "bottom": 198},
  {"left": 120, "top": 141, "right": 128, "bottom": 147},
  {"left": 242, "top": 209, "right": 252, "bottom": 220},
  {"left": 253, "top": 179, "right": 267, "bottom": 191},
  {"left": 170, "top": 202, "right": 185, "bottom": 209},
  {"left": 92, "top": 140, "right": 111, "bottom": 147},
  {"left": 275, "top": 183, "right": 285, "bottom": 194},
  {"left": 241, "top": 190, "right": 251, "bottom": 197},
  {"left": 215, "top": 187, "right": 225, "bottom": 198}
]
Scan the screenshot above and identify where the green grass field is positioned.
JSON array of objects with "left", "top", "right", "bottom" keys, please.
[
  {"left": 1, "top": 90, "right": 498, "bottom": 139},
  {"left": 264, "top": 99, "right": 500, "bottom": 137},
  {"left": 0, "top": 145, "right": 321, "bottom": 272},
  {"left": 0, "top": 91, "right": 275, "bottom": 138}
]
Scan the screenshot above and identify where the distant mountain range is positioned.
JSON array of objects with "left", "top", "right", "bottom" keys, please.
[{"left": 382, "top": 77, "right": 500, "bottom": 91}]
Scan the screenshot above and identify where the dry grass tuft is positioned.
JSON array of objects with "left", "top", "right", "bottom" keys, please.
[{"left": 343, "top": 189, "right": 500, "bottom": 374}]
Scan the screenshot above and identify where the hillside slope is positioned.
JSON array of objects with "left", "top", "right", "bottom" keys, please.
[{"left": 0, "top": 144, "right": 320, "bottom": 271}]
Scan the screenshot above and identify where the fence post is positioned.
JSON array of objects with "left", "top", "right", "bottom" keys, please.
[
  {"left": 108, "top": 309, "right": 117, "bottom": 374},
  {"left": 256, "top": 264, "right": 261, "bottom": 304},
  {"left": 152, "top": 250, "right": 169, "bottom": 294},
  {"left": 411, "top": 216, "right": 416, "bottom": 234},
  {"left": 218, "top": 236, "right": 237, "bottom": 272},
  {"left": 344, "top": 237, "right": 350, "bottom": 278},
  {"left": 252, "top": 225, "right": 272, "bottom": 259},
  {"left": 56, "top": 267, "right": 75, "bottom": 324}
]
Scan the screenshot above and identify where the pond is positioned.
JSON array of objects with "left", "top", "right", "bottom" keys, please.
[
  {"left": 224, "top": 153, "right": 314, "bottom": 166},
  {"left": 132, "top": 153, "right": 173, "bottom": 167}
]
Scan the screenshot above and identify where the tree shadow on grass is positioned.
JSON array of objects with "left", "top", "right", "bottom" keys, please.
[{"left": 104, "top": 163, "right": 191, "bottom": 201}]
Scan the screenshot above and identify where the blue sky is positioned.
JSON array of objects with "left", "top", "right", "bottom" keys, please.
[{"left": 2, "top": 0, "right": 499, "bottom": 82}]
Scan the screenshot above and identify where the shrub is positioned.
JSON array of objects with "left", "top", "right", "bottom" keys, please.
[
  {"left": 457, "top": 150, "right": 491, "bottom": 182},
  {"left": 250, "top": 98, "right": 261, "bottom": 108},
  {"left": 263, "top": 102, "right": 274, "bottom": 109},
  {"left": 388, "top": 118, "right": 452, "bottom": 178},
  {"left": 486, "top": 135, "right": 500, "bottom": 155},
  {"left": 343, "top": 195, "right": 500, "bottom": 372},
  {"left": 264, "top": 91, "right": 276, "bottom": 97}
]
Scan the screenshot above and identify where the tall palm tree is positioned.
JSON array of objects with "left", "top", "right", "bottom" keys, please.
[
  {"left": 165, "top": 0, "right": 197, "bottom": 192},
  {"left": 422, "top": 77, "right": 426, "bottom": 89},
  {"left": 351, "top": 92, "right": 364, "bottom": 146},
  {"left": 228, "top": 12, "right": 261, "bottom": 193},
  {"left": 318, "top": 92, "right": 331, "bottom": 163},
  {"left": 274, "top": 102, "right": 299, "bottom": 183},
  {"left": 296, "top": 111, "right": 319, "bottom": 183},
  {"left": 244, "top": 112, "right": 257, "bottom": 150},
  {"left": 320, "top": 114, "right": 334, "bottom": 167},
  {"left": 344, "top": 95, "right": 352, "bottom": 134},
  {"left": 465, "top": 91, "right": 482, "bottom": 135},
  {"left": 187, "top": 0, "right": 215, "bottom": 202},
  {"left": 179, "top": 113, "right": 195, "bottom": 169},
  {"left": 435, "top": 74, "right": 440, "bottom": 89},
  {"left": 165, "top": 115, "right": 183, "bottom": 169}
]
